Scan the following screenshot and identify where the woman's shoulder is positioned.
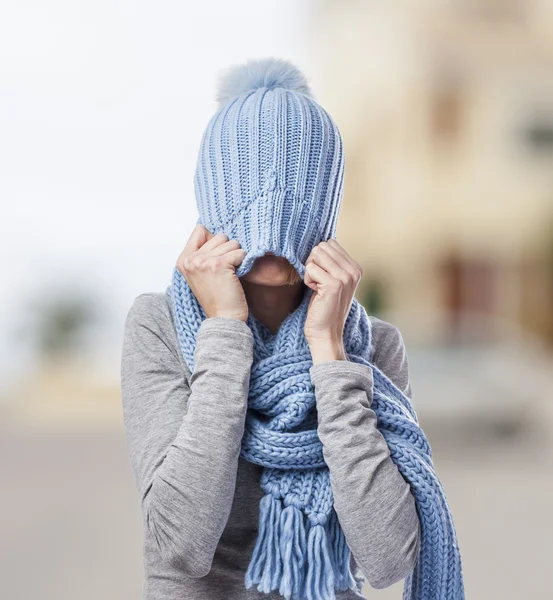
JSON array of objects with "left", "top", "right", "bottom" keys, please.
[
  {"left": 124, "top": 291, "right": 188, "bottom": 370},
  {"left": 126, "top": 291, "right": 174, "bottom": 331},
  {"left": 367, "top": 315, "right": 407, "bottom": 363},
  {"left": 367, "top": 314, "right": 410, "bottom": 394},
  {"left": 368, "top": 314, "right": 403, "bottom": 341}
]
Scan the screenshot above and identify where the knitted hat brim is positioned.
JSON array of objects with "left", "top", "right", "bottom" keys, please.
[{"left": 213, "top": 189, "right": 316, "bottom": 281}]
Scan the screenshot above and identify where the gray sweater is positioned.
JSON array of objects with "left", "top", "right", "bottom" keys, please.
[{"left": 120, "top": 291, "right": 421, "bottom": 599}]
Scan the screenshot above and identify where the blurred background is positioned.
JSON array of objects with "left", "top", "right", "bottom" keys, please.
[{"left": 1, "top": 0, "right": 552, "bottom": 598}]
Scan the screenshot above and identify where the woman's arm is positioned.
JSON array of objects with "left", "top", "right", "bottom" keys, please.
[
  {"left": 120, "top": 293, "right": 254, "bottom": 577},
  {"left": 309, "top": 322, "right": 421, "bottom": 590}
]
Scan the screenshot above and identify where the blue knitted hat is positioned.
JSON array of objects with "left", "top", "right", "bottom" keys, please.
[{"left": 193, "top": 57, "right": 345, "bottom": 279}]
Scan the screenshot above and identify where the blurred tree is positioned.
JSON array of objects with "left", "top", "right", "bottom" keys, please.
[
  {"left": 20, "top": 287, "right": 104, "bottom": 360},
  {"left": 360, "top": 276, "right": 385, "bottom": 316}
]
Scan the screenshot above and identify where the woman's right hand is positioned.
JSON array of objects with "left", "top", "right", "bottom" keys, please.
[{"left": 176, "top": 223, "right": 249, "bottom": 322}]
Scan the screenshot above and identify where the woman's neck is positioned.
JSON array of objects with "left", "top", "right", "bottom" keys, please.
[{"left": 241, "top": 280, "right": 306, "bottom": 335}]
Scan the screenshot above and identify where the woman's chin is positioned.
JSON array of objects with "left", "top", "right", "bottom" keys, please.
[{"left": 240, "top": 255, "right": 301, "bottom": 286}]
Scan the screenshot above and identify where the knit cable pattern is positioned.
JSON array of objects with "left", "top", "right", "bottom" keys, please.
[
  {"left": 165, "top": 269, "right": 465, "bottom": 600},
  {"left": 191, "top": 57, "right": 344, "bottom": 283}
]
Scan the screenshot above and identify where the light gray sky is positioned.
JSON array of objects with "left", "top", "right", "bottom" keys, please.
[{"left": 0, "top": 0, "right": 314, "bottom": 386}]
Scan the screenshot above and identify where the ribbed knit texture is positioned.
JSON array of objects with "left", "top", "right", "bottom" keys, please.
[
  {"left": 192, "top": 57, "right": 344, "bottom": 279},
  {"left": 166, "top": 58, "right": 465, "bottom": 599}
]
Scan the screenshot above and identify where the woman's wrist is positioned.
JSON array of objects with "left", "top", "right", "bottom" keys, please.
[{"left": 308, "top": 338, "right": 347, "bottom": 365}]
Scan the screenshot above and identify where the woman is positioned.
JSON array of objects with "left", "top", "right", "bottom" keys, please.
[{"left": 120, "top": 58, "right": 459, "bottom": 600}]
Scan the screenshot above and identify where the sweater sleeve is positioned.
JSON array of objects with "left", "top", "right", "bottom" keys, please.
[
  {"left": 120, "top": 293, "right": 254, "bottom": 578},
  {"left": 308, "top": 323, "right": 421, "bottom": 590}
]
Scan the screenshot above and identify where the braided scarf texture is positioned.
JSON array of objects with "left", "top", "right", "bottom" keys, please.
[{"left": 165, "top": 267, "right": 465, "bottom": 600}]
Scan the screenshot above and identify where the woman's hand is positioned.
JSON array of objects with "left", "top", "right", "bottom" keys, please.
[
  {"left": 176, "top": 224, "right": 249, "bottom": 322},
  {"left": 303, "top": 239, "right": 363, "bottom": 365}
]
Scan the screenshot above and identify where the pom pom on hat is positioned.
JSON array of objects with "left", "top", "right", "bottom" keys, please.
[{"left": 215, "top": 57, "right": 314, "bottom": 107}]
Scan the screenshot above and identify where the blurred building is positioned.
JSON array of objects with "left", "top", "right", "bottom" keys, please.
[{"left": 310, "top": 0, "right": 553, "bottom": 347}]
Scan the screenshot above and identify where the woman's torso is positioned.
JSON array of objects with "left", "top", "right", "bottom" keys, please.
[{"left": 138, "top": 291, "right": 396, "bottom": 600}]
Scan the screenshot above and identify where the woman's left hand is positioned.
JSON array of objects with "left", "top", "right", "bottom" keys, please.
[{"left": 303, "top": 239, "right": 363, "bottom": 365}]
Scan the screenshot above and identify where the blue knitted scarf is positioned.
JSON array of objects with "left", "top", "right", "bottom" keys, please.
[{"left": 165, "top": 267, "right": 465, "bottom": 600}]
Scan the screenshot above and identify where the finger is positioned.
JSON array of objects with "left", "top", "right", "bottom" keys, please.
[
  {"left": 206, "top": 238, "right": 242, "bottom": 257},
  {"left": 185, "top": 223, "right": 213, "bottom": 253},
  {"left": 308, "top": 244, "right": 349, "bottom": 283},
  {"left": 195, "top": 231, "right": 232, "bottom": 255},
  {"left": 176, "top": 224, "right": 210, "bottom": 269},
  {"left": 325, "top": 238, "right": 360, "bottom": 267},
  {"left": 326, "top": 238, "right": 363, "bottom": 274},
  {"left": 304, "top": 260, "right": 335, "bottom": 291},
  {"left": 303, "top": 260, "right": 318, "bottom": 291},
  {"left": 319, "top": 240, "right": 355, "bottom": 270},
  {"left": 325, "top": 238, "right": 350, "bottom": 260},
  {"left": 224, "top": 248, "right": 247, "bottom": 269},
  {"left": 177, "top": 224, "right": 222, "bottom": 269}
]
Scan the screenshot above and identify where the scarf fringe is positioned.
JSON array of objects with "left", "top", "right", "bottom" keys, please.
[
  {"left": 245, "top": 494, "right": 356, "bottom": 600},
  {"left": 168, "top": 277, "right": 466, "bottom": 599},
  {"left": 305, "top": 522, "right": 335, "bottom": 600},
  {"left": 326, "top": 505, "right": 358, "bottom": 592},
  {"left": 279, "top": 504, "right": 306, "bottom": 598}
]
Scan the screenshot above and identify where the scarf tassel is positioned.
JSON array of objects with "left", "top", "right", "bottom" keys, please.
[
  {"left": 245, "top": 493, "right": 283, "bottom": 594},
  {"left": 279, "top": 503, "right": 307, "bottom": 599},
  {"left": 326, "top": 506, "right": 358, "bottom": 592},
  {"left": 246, "top": 494, "right": 357, "bottom": 600},
  {"left": 305, "top": 522, "right": 335, "bottom": 600}
]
